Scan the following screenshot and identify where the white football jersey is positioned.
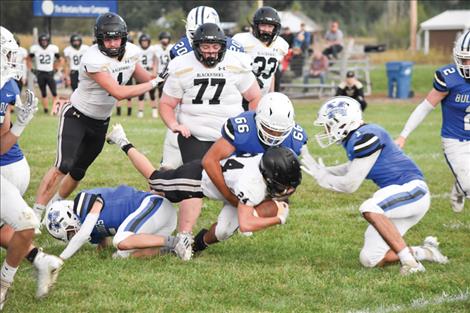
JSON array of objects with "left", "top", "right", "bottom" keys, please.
[
  {"left": 70, "top": 43, "right": 141, "bottom": 120},
  {"left": 232, "top": 32, "right": 288, "bottom": 95},
  {"left": 163, "top": 50, "right": 256, "bottom": 141},
  {"left": 29, "top": 44, "right": 60, "bottom": 72},
  {"left": 17, "top": 47, "right": 28, "bottom": 78},
  {"left": 64, "top": 45, "right": 89, "bottom": 71},
  {"left": 153, "top": 43, "right": 174, "bottom": 74},
  {"left": 202, "top": 154, "right": 267, "bottom": 206},
  {"left": 139, "top": 46, "right": 156, "bottom": 71}
]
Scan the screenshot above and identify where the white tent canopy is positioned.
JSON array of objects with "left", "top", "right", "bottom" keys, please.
[
  {"left": 420, "top": 10, "right": 470, "bottom": 30},
  {"left": 278, "top": 11, "right": 321, "bottom": 33}
]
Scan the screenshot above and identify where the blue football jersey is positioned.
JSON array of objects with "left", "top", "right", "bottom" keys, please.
[
  {"left": 343, "top": 124, "right": 423, "bottom": 188},
  {"left": 74, "top": 185, "right": 163, "bottom": 244},
  {"left": 169, "top": 36, "right": 244, "bottom": 60},
  {"left": 221, "top": 111, "right": 307, "bottom": 156},
  {"left": 0, "top": 79, "right": 24, "bottom": 166},
  {"left": 433, "top": 64, "right": 470, "bottom": 140}
]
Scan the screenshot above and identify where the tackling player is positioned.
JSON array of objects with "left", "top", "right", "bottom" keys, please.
[
  {"left": 233, "top": 6, "right": 289, "bottom": 96},
  {"left": 28, "top": 33, "right": 61, "bottom": 114},
  {"left": 0, "top": 26, "right": 63, "bottom": 309},
  {"left": 44, "top": 185, "right": 178, "bottom": 260},
  {"left": 32, "top": 12, "right": 161, "bottom": 222},
  {"left": 63, "top": 34, "right": 89, "bottom": 92},
  {"left": 395, "top": 31, "right": 470, "bottom": 213},
  {"left": 106, "top": 124, "right": 300, "bottom": 260},
  {"left": 301, "top": 96, "right": 448, "bottom": 275}
]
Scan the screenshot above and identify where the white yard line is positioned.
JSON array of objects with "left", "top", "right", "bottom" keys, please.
[{"left": 347, "top": 289, "right": 469, "bottom": 313}]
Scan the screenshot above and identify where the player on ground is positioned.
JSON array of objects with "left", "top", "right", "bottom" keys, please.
[
  {"left": 106, "top": 124, "right": 300, "bottom": 260},
  {"left": 28, "top": 33, "right": 61, "bottom": 114},
  {"left": 44, "top": 185, "right": 178, "bottom": 259},
  {"left": 395, "top": 31, "right": 470, "bottom": 213},
  {"left": 0, "top": 26, "right": 63, "bottom": 310},
  {"left": 137, "top": 33, "right": 157, "bottom": 118},
  {"left": 193, "top": 92, "right": 307, "bottom": 252},
  {"left": 32, "top": 12, "right": 161, "bottom": 222},
  {"left": 301, "top": 96, "right": 449, "bottom": 275},
  {"left": 233, "top": 6, "right": 289, "bottom": 97},
  {"left": 63, "top": 34, "right": 89, "bottom": 92}
]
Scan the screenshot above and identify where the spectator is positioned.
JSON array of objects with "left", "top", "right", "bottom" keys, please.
[
  {"left": 303, "top": 51, "right": 329, "bottom": 85},
  {"left": 322, "top": 21, "right": 343, "bottom": 59},
  {"left": 335, "top": 71, "right": 367, "bottom": 111},
  {"left": 280, "top": 27, "right": 294, "bottom": 47},
  {"left": 289, "top": 47, "right": 304, "bottom": 77},
  {"left": 293, "top": 23, "right": 311, "bottom": 54}
]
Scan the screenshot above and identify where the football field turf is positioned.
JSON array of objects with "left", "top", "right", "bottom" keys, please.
[{"left": 2, "top": 99, "right": 469, "bottom": 312}]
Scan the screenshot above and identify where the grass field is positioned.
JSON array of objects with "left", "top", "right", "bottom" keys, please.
[{"left": 1, "top": 98, "right": 469, "bottom": 313}]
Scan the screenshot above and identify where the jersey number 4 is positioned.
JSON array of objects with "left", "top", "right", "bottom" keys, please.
[{"left": 192, "top": 78, "right": 226, "bottom": 105}]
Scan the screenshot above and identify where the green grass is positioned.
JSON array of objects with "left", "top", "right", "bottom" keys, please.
[{"left": 2, "top": 100, "right": 470, "bottom": 313}]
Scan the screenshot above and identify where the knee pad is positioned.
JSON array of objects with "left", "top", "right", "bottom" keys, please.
[
  {"left": 359, "top": 249, "right": 379, "bottom": 268},
  {"left": 69, "top": 167, "right": 86, "bottom": 181},
  {"left": 215, "top": 223, "right": 237, "bottom": 242},
  {"left": 359, "top": 199, "right": 383, "bottom": 215}
]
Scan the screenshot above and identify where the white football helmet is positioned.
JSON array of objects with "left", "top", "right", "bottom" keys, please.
[
  {"left": 454, "top": 30, "right": 470, "bottom": 79},
  {"left": 314, "top": 96, "right": 363, "bottom": 148},
  {"left": 0, "top": 26, "right": 24, "bottom": 88},
  {"left": 255, "top": 92, "right": 295, "bottom": 146},
  {"left": 44, "top": 200, "right": 81, "bottom": 242},
  {"left": 185, "top": 6, "right": 220, "bottom": 43}
]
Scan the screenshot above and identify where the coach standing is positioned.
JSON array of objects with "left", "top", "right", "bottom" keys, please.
[{"left": 32, "top": 12, "right": 160, "bottom": 220}]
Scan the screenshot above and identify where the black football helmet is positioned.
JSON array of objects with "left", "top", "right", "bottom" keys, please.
[
  {"left": 192, "top": 23, "right": 227, "bottom": 68},
  {"left": 139, "top": 33, "right": 151, "bottom": 49},
  {"left": 159, "top": 31, "right": 171, "bottom": 41},
  {"left": 252, "top": 6, "right": 281, "bottom": 44},
  {"left": 94, "top": 12, "right": 128, "bottom": 59},
  {"left": 70, "top": 34, "right": 82, "bottom": 49},
  {"left": 259, "top": 147, "right": 301, "bottom": 199},
  {"left": 38, "top": 33, "right": 50, "bottom": 48}
]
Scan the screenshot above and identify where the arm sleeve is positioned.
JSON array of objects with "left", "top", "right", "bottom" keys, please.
[
  {"left": 316, "top": 150, "right": 380, "bottom": 193},
  {"left": 59, "top": 213, "right": 99, "bottom": 260},
  {"left": 399, "top": 99, "right": 435, "bottom": 138}
]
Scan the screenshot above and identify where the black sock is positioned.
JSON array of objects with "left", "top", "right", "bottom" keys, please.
[
  {"left": 26, "top": 247, "right": 39, "bottom": 263},
  {"left": 44, "top": 108, "right": 49, "bottom": 114},
  {"left": 193, "top": 228, "right": 209, "bottom": 253},
  {"left": 127, "top": 107, "right": 132, "bottom": 116},
  {"left": 116, "top": 107, "right": 121, "bottom": 116}
]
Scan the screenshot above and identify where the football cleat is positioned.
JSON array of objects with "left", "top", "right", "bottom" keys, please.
[
  {"left": 137, "top": 111, "right": 144, "bottom": 119},
  {"left": 0, "top": 279, "right": 11, "bottom": 311},
  {"left": 106, "top": 123, "right": 130, "bottom": 148},
  {"left": 34, "top": 251, "right": 64, "bottom": 298},
  {"left": 400, "top": 259, "right": 426, "bottom": 276},
  {"left": 422, "top": 236, "right": 449, "bottom": 264},
  {"left": 152, "top": 109, "right": 158, "bottom": 119},
  {"left": 450, "top": 183, "right": 465, "bottom": 213},
  {"left": 174, "top": 232, "right": 194, "bottom": 261},
  {"left": 112, "top": 250, "right": 132, "bottom": 259}
]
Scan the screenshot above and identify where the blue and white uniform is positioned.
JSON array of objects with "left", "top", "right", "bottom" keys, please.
[
  {"left": 169, "top": 36, "right": 244, "bottom": 60},
  {"left": 222, "top": 111, "right": 307, "bottom": 156},
  {"left": 433, "top": 64, "right": 470, "bottom": 197},
  {"left": 342, "top": 124, "right": 430, "bottom": 267},
  {"left": 74, "top": 185, "right": 176, "bottom": 245}
]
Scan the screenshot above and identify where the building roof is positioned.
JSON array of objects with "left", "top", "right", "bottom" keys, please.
[
  {"left": 278, "top": 11, "right": 322, "bottom": 33},
  {"left": 420, "top": 10, "right": 470, "bottom": 30}
]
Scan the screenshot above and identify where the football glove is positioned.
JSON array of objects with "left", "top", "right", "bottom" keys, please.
[
  {"left": 106, "top": 123, "right": 130, "bottom": 148},
  {"left": 276, "top": 201, "right": 289, "bottom": 224},
  {"left": 11, "top": 89, "right": 38, "bottom": 137}
]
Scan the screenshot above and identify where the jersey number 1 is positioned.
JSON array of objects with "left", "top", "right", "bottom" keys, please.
[{"left": 192, "top": 78, "right": 226, "bottom": 105}]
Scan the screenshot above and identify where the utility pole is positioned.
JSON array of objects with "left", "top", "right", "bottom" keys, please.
[
  {"left": 257, "top": 0, "right": 263, "bottom": 9},
  {"left": 410, "top": 0, "right": 418, "bottom": 52}
]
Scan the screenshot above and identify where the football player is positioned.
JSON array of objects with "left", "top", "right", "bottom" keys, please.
[
  {"left": 106, "top": 124, "right": 300, "bottom": 260},
  {"left": 233, "top": 6, "right": 289, "bottom": 96},
  {"left": 153, "top": 31, "right": 174, "bottom": 118},
  {"left": 32, "top": 13, "right": 161, "bottom": 223},
  {"left": 136, "top": 33, "right": 158, "bottom": 118},
  {"left": 395, "top": 31, "right": 470, "bottom": 213},
  {"left": 44, "top": 185, "right": 178, "bottom": 260},
  {"left": 194, "top": 92, "right": 307, "bottom": 251},
  {"left": 0, "top": 26, "right": 63, "bottom": 310},
  {"left": 28, "top": 33, "right": 61, "bottom": 114},
  {"left": 301, "top": 96, "right": 448, "bottom": 275},
  {"left": 63, "top": 34, "right": 89, "bottom": 92},
  {"left": 14, "top": 37, "right": 28, "bottom": 92}
]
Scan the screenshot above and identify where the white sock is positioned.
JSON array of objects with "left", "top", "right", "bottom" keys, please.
[
  {"left": 32, "top": 203, "right": 46, "bottom": 220},
  {"left": 411, "top": 246, "right": 429, "bottom": 261},
  {"left": 1, "top": 261, "right": 18, "bottom": 283},
  {"left": 397, "top": 247, "right": 415, "bottom": 264}
]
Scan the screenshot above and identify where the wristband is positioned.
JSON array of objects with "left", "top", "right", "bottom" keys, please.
[
  {"left": 10, "top": 123, "right": 25, "bottom": 137},
  {"left": 122, "top": 143, "right": 134, "bottom": 154}
]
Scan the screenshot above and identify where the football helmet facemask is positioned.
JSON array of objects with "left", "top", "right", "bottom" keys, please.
[
  {"left": 255, "top": 92, "right": 295, "bottom": 146},
  {"left": 259, "top": 146, "right": 301, "bottom": 199},
  {"left": 193, "top": 23, "right": 227, "bottom": 68},
  {"left": 70, "top": 34, "right": 82, "bottom": 49},
  {"left": 454, "top": 30, "right": 470, "bottom": 79},
  {"left": 314, "top": 96, "right": 363, "bottom": 148},
  {"left": 252, "top": 6, "right": 281, "bottom": 45},
  {"left": 94, "top": 12, "right": 128, "bottom": 59},
  {"left": 45, "top": 200, "right": 81, "bottom": 243}
]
